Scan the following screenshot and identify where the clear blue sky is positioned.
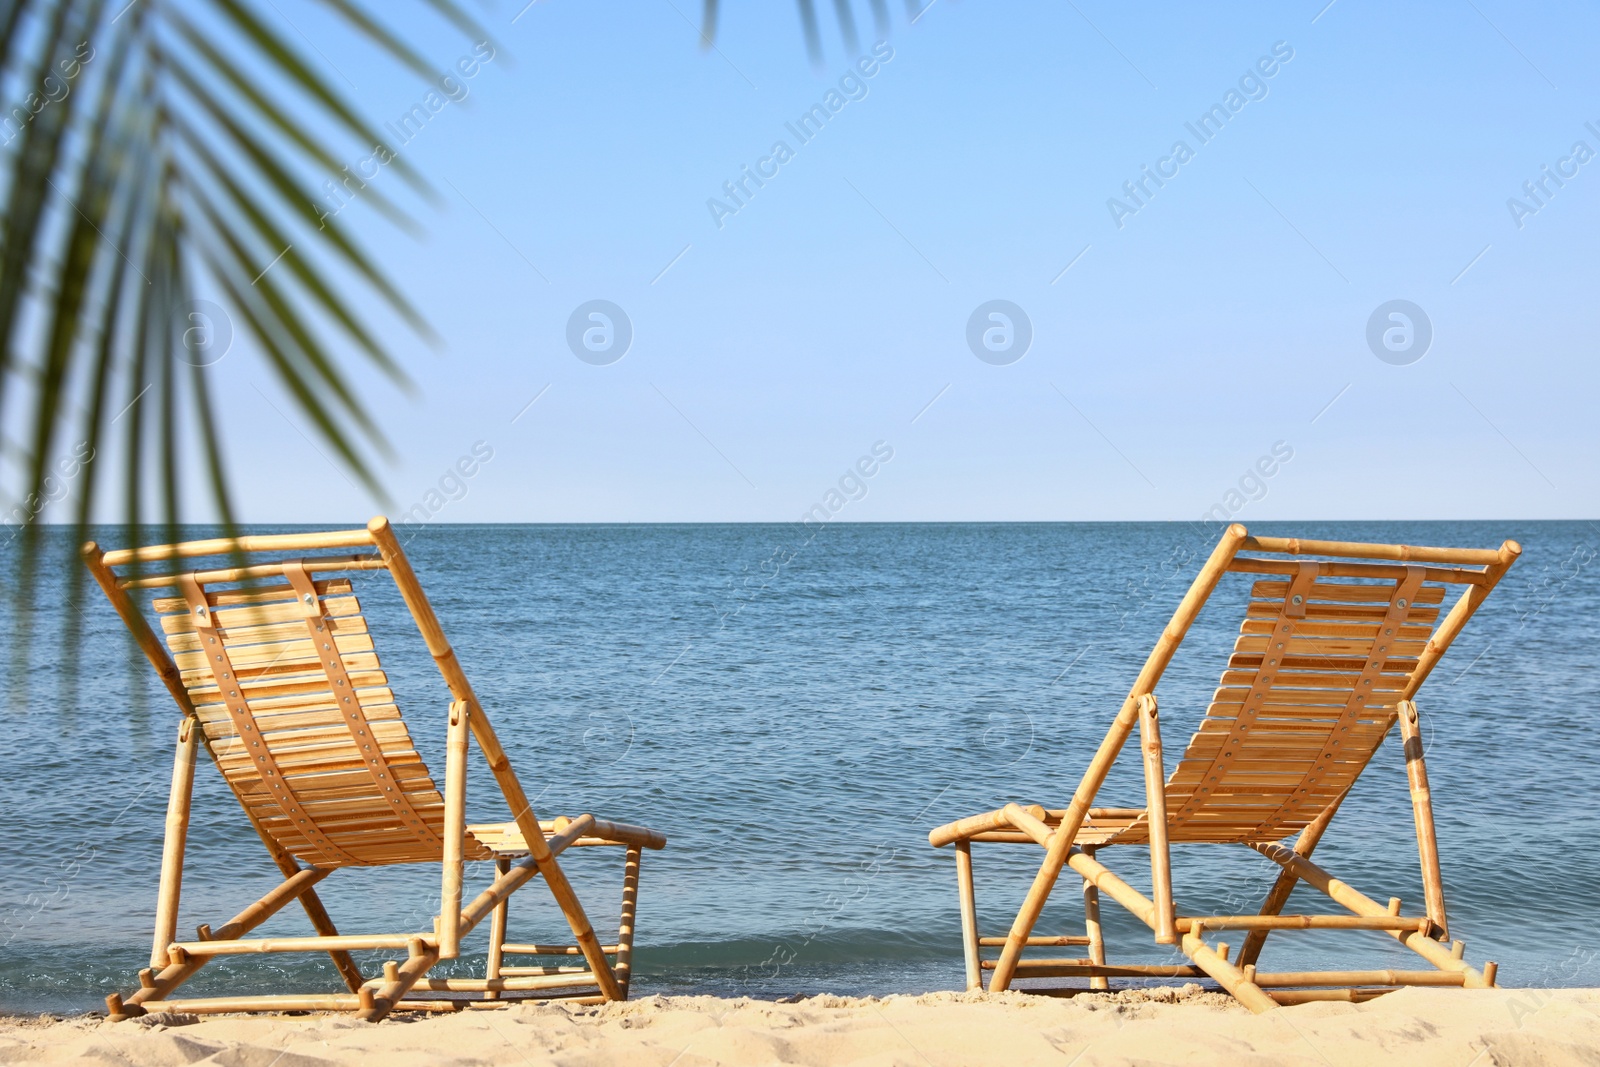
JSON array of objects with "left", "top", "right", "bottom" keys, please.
[{"left": 191, "top": 0, "right": 1600, "bottom": 523}]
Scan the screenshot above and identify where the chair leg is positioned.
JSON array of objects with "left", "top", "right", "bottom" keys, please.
[
  {"left": 1399, "top": 700, "right": 1449, "bottom": 938},
  {"left": 1137, "top": 696, "right": 1176, "bottom": 944},
  {"left": 615, "top": 846, "right": 643, "bottom": 998},
  {"left": 358, "top": 941, "right": 438, "bottom": 1022},
  {"left": 954, "top": 841, "right": 982, "bottom": 991},
  {"left": 150, "top": 718, "right": 199, "bottom": 969},
  {"left": 113, "top": 867, "right": 336, "bottom": 1017},
  {"left": 1080, "top": 845, "right": 1109, "bottom": 991},
  {"left": 1182, "top": 926, "right": 1275, "bottom": 1013},
  {"left": 483, "top": 858, "right": 510, "bottom": 1001}
]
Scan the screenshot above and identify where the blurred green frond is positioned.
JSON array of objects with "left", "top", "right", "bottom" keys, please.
[
  {"left": 0, "top": 0, "right": 494, "bottom": 571},
  {"left": 702, "top": 0, "right": 901, "bottom": 65}
]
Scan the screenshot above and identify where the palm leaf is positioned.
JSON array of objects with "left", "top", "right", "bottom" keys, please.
[
  {"left": 0, "top": 0, "right": 486, "bottom": 607},
  {"left": 701, "top": 0, "right": 901, "bottom": 65}
]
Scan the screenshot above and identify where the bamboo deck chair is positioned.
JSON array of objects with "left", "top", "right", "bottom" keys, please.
[
  {"left": 928, "top": 524, "right": 1521, "bottom": 1011},
  {"left": 83, "top": 517, "right": 665, "bottom": 1022}
]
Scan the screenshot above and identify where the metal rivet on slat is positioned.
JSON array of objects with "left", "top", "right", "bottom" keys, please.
[
  {"left": 1397, "top": 598, "right": 1408, "bottom": 608},
  {"left": 1290, "top": 594, "right": 1303, "bottom": 606}
]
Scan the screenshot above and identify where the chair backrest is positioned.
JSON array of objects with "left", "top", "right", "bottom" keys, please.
[
  {"left": 84, "top": 526, "right": 493, "bottom": 868},
  {"left": 1107, "top": 532, "right": 1518, "bottom": 846}
]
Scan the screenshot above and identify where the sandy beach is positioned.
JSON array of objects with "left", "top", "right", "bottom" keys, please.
[{"left": 3, "top": 987, "right": 1597, "bottom": 1066}]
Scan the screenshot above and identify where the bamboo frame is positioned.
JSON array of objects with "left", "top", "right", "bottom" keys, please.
[
  {"left": 150, "top": 718, "right": 199, "bottom": 969},
  {"left": 1399, "top": 700, "right": 1448, "bottom": 938},
  {"left": 439, "top": 701, "right": 470, "bottom": 960},
  {"left": 954, "top": 841, "right": 981, "bottom": 991},
  {"left": 1080, "top": 852, "right": 1110, "bottom": 992},
  {"left": 928, "top": 526, "right": 1519, "bottom": 1012},
  {"left": 1137, "top": 696, "right": 1175, "bottom": 945},
  {"left": 484, "top": 857, "right": 510, "bottom": 1002},
  {"left": 85, "top": 519, "right": 666, "bottom": 1022},
  {"left": 615, "top": 845, "right": 643, "bottom": 998}
]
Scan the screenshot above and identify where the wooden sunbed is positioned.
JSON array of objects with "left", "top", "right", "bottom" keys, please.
[
  {"left": 84, "top": 517, "right": 664, "bottom": 1021},
  {"left": 928, "top": 524, "right": 1520, "bottom": 1010}
]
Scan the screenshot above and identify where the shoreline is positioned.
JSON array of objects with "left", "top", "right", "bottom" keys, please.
[{"left": 3, "top": 986, "right": 1597, "bottom": 1066}]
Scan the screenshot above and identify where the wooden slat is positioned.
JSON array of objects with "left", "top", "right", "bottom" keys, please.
[
  {"left": 1234, "top": 636, "right": 1425, "bottom": 657},
  {"left": 185, "top": 668, "right": 390, "bottom": 703},
  {"left": 151, "top": 579, "right": 353, "bottom": 614},
  {"left": 229, "top": 762, "right": 435, "bottom": 797},
  {"left": 1210, "top": 687, "right": 1402, "bottom": 708},
  {"left": 172, "top": 632, "right": 374, "bottom": 671},
  {"left": 194, "top": 686, "right": 395, "bottom": 716},
  {"left": 197, "top": 704, "right": 403, "bottom": 737},
  {"left": 1245, "top": 601, "right": 1440, "bottom": 624},
  {"left": 1238, "top": 620, "right": 1432, "bottom": 640},
  {"left": 1249, "top": 580, "right": 1446, "bottom": 604},
  {"left": 165, "top": 614, "right": 369, "bottom": 652},
  {"left": 1226, "top": 653, "right": 1418, "bottom": 673},
  {"left": 179, "top": 652, "right": 381, "bottom": 688},
  {"left": 159, "top": 595, "right": 362, "bottom": 635}
]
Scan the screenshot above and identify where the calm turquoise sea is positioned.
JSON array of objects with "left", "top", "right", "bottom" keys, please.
[{"left": 2, "top": 521, "right": 1597, "bottom": 1013}]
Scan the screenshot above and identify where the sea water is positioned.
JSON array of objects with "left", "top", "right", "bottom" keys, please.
[{"left": 2, "top": 521, "right": 1596, "bottom": 1013}]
